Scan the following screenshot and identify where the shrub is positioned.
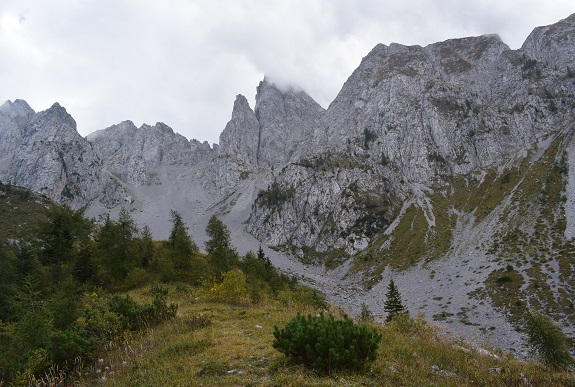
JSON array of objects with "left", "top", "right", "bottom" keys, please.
[
  {"left": 148, "top": 285, "right": 178, "bottom": 323},
  {"left": 108, "top": 286, "right": 177, "bottom": 330},
  {"left": 272, "top": 313, "right": 382, "bottom": 374},
  {"left": 108, "top": 294, "right": 147, "bottom": 330},
  {"left": 48, "top": 329, "right": 93, "bottom": 366},
  {"left": 124, "top": 267, "right": 154, "bottom": 289},
  {"left": 359, "top": 303, "right": 374, "bottom": 324},
  {"left": 276, "top": 285, "right": 327, "bottom": 309},
  {"left": 210, "top": 269, "right": 249, "bottom": 304},
  {"left": 77, "top": 292, "right": 121, "bottom": 342},
  {"left": 524, "top": 309, "right": 573, "bottom": 368}
]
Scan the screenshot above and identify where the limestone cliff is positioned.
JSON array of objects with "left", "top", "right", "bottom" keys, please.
[{"left": 0, "top": 101, "right": 111, "bottom": 207}]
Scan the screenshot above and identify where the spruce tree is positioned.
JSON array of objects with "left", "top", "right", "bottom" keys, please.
[
  {"left": 384, "top": 279, "right": 408, "bottom": 322},
  {"left": 205, "top": 215, "right": 238, "bottom": 278},
  {"left": 168, "top": 211, "right": 198, "bottom": 270},
  {"left": 139, "top": 225, "right": 154, "bottom": 268}
]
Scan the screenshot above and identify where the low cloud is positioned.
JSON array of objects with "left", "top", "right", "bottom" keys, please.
[{"left": 0, "top": 0, "right": 572, "bottom": 144}]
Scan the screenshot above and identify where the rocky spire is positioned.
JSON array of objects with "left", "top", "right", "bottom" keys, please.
[
  {"left": 254, "top": 78, "right": 325, "bottom": 166},
  {"left": 218, "top": 94, "right": 260, "bottom": 167}
]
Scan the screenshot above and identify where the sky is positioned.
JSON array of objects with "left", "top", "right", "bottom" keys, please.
[{"left": 0, "top": 1, "right": 573, "bottom": 145}]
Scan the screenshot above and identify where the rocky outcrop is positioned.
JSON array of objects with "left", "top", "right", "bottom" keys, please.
[
  {"left": 88, "top": 121, "right": 211, "bottom": 187},
  {"left": 311, "top": 33, "right": 567, "bottom": 181},
  {"left": 249, "top": 16, "right": 575, "bottom": 254},
  {"left": 218, "top": 95, "right": 260, "bottom": 167},
  {"left": 255, "top": 78, "right": 325, "bottom": 166},
  {"left": 0, "top": 101, "right": 109, "bottom": 207},
  {"left": 522, "top": 13, "right": 575, "bottom": 72},
  {"left": 204, "top": 95, "right": 261, "bottom": 194},
  {"left": 203, "top": 78, "right": 326, "bottom": 194}
]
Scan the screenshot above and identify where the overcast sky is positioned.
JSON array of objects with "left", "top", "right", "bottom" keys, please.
[{"left": 1, "top": 1, "right": 573, "bottom": 144}]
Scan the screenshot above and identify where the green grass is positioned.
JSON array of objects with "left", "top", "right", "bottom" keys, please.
[
  {"left": 301, "top": 246, "right": 350, "bottom": 270},
  {"left": 60, "top": 286, "right": 575, "bottom": 386}
]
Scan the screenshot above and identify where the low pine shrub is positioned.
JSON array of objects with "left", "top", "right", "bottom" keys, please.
[
  {"left": 272, "top": 313, "right": 382, "bottom": 374},
  {"left": 109, "top": 285, "right": 177, "bottom": 330}
]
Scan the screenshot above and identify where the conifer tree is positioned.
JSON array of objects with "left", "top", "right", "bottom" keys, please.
[
  {"left": 205, "top": 215, "right": 238, "bottom": 278},
  {"left": 139, "top": 225, "right": 154, "bottom": 268},
  {"left": 96, "top": 210, "right": 139, "bottom": 281},
  {"left": 384, "top": 279, "right": 408, "bottom": 322},
  {"left": 168, "top": 211, "right": 198, "bottom": 270},
  {"left": 524, "top": 309, "right": 574, "bottom": 368}
]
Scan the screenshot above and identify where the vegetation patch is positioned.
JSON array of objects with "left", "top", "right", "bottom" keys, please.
[
  {"left": 484, "top": 134, "right": 575, "bottom": 323},
  {"left": 353, "top": 194, "right": 454, "bottom": 282},
  {"left": 0, "top": 183, "right": 57, "bottom": 240},
  {"left": 272, "top": 313, "right": 382, "bottom": 374},
  {"left": 344, "top": 183, "right": 398, "bottom": 239},
  {"left": 477, "top": 268, "right": 525, "bottom": 326},
  {"left": 301, "top": 246, "right": 350, "bottom": 270},
  {"left": 256, "top": 181, "right": 295, "bottom": 208}
]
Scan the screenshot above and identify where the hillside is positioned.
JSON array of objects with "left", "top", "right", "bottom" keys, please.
[
  {"left": 0, "top": 182, "right": 58, "bottom": 241},
  {"left": 68, "top": 285, "right": 574, "bottom": 387}
]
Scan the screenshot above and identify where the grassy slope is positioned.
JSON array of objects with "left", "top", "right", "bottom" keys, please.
[
  {"left": 352, "top": 131, "right": 575, "bottom": 328},
  {"left": 69, "top": 284, "right": 573, "bottom": 387},
  {"left": 0, "top": 184, "right": 58, "bottom": 241}
]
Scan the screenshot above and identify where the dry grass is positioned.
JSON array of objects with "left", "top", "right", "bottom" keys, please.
[{"left": 64, "top": 284, "right": 575, "bottom": 387}]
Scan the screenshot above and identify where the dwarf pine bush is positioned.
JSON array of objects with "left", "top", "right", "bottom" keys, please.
[{"left": 272, "top": 313, "right": 382, "bottom": 374}]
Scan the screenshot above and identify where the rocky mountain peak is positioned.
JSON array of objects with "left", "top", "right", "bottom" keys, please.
[
  {"left": 0, "top": 101, "right": 107, "bottom": 206},
  {"left": 254, "top": 77, "right": 325, "bottom": 166},
  {"left": 30, "top": 101, "right": 80, "bottom": 142},
  {"left": 87, "top": 120, "right": 138, "bottom": 155},
  {"left": 0, "top": 100, "right": 35, "bottom": 144},
  {"left": 218, "top": 94, "right": 259, "bottom": 166},
  {"left": 521, "top": 13, "right": 575, "bottom": 72},
  {"left": 0, "top": 99, "right": 34, "bottom": 119}
]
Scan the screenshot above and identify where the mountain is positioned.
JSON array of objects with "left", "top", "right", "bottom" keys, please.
[
  {"left": 1, "top": 14, "right": 575, "bottom": 356},
  {"left": 0, "top": 100, "right": 117, "bottom": 208}
]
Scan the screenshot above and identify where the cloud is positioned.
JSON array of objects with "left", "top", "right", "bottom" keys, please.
[{"left": 0, "top": 0, "right": 572, "bottom": 144}]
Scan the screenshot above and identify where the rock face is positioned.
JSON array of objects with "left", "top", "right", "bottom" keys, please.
[
  {"left": 203, "top": 78, "right": 325, "bottom": 194},
  {"left": 0, "top": 101, "right": 107, "bottom": 207},
  {"left": 2, "top": 13, "right": 575, "bottom": 355},
  {"left": 254, "top": 78, "right": 325, "bottom": 167},
  {"left": 522, "top": 13, "right": 575, "bottom": 72},
  {"left": 248, "top": 24, "right": 575, "bottom": 255},
  {"left": 89, "top": 120, "right": 210, "bottom": 187}
]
